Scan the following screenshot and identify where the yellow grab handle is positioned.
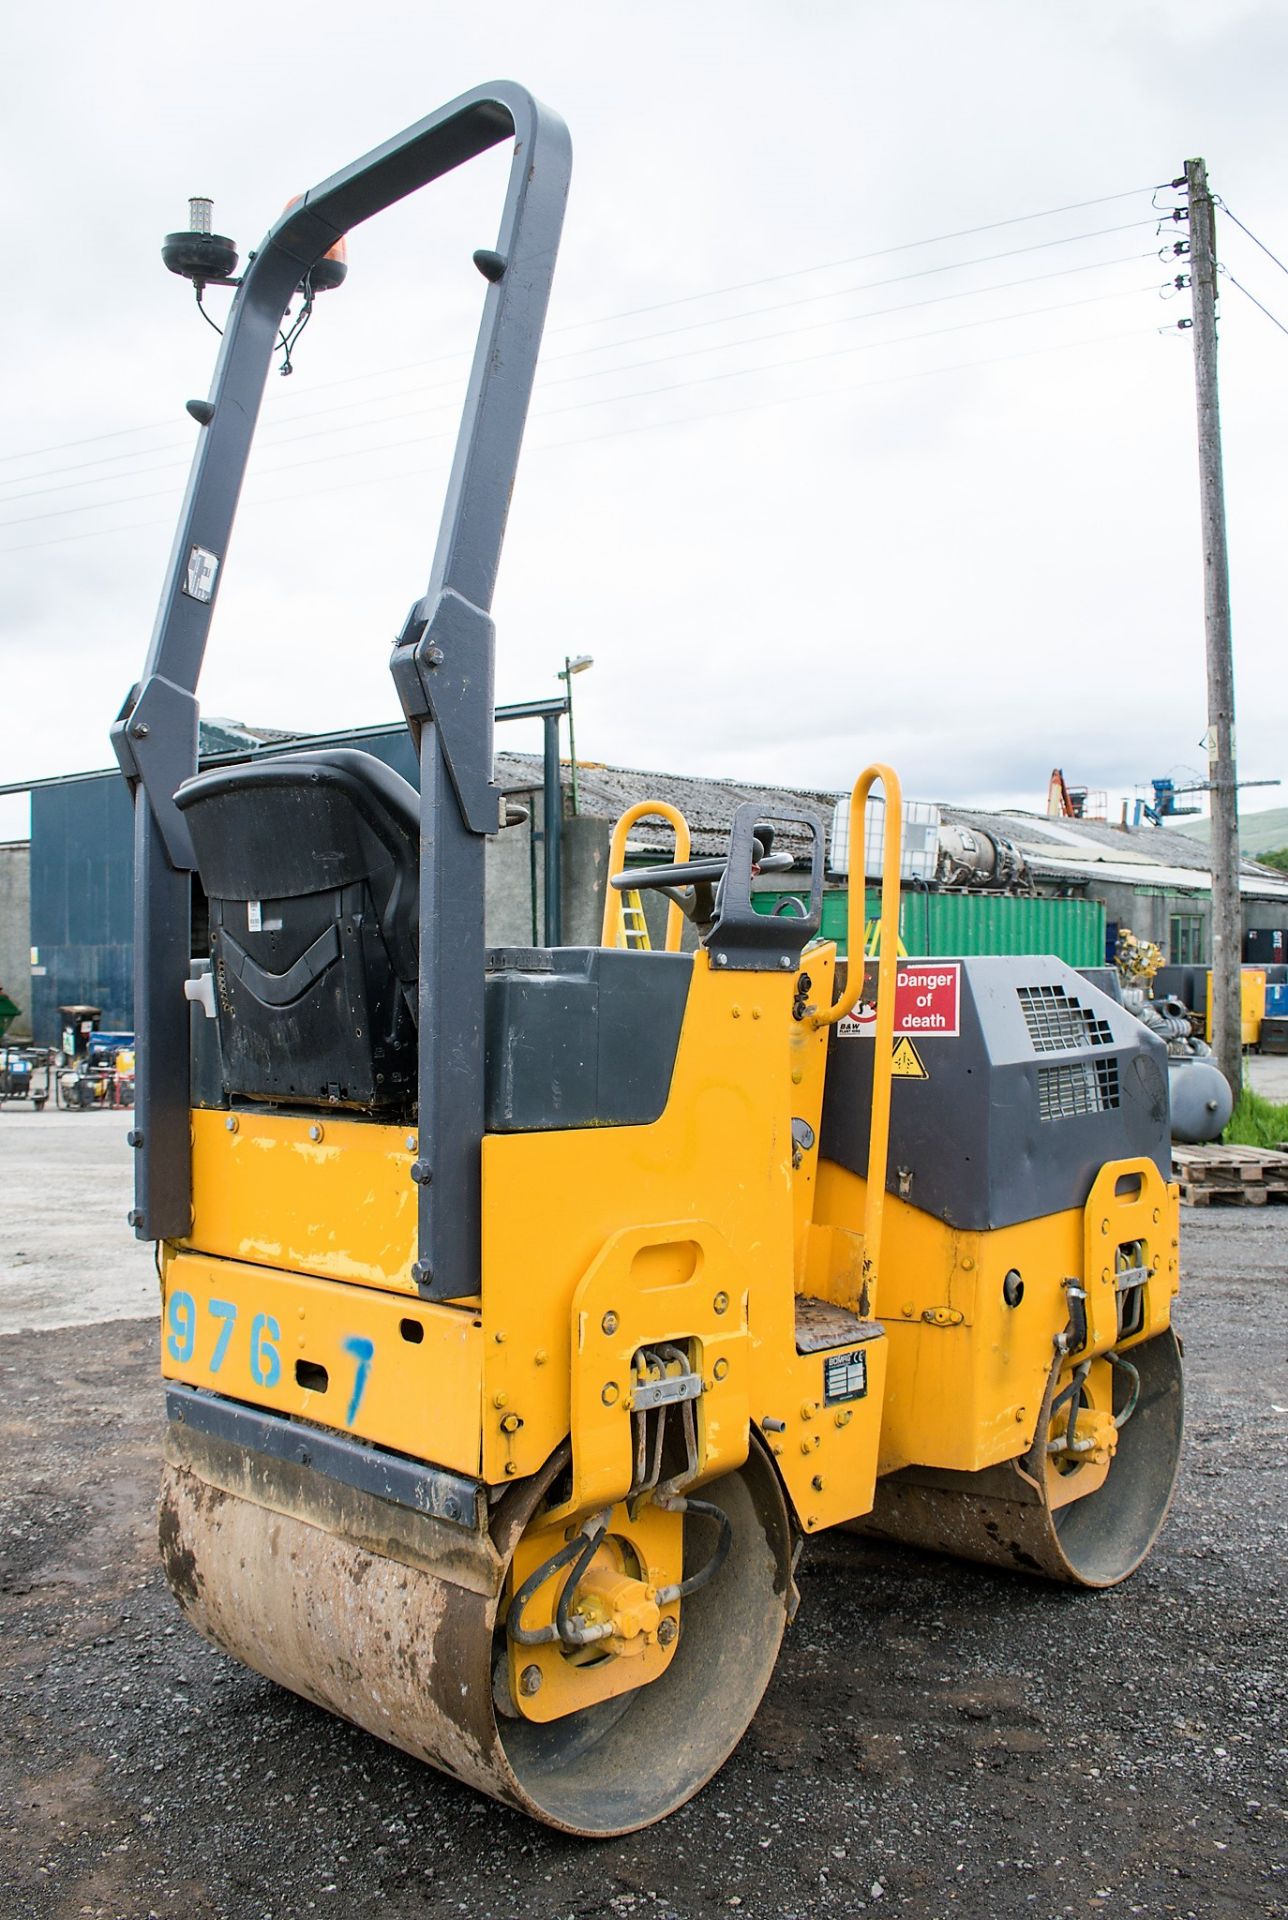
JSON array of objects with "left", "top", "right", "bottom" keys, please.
[
  {"left": 812, "top": 764, "right": 903, "bottom": 1308},
  {"left": 601, "top": 801, "right": 692, "bottom": 952}
]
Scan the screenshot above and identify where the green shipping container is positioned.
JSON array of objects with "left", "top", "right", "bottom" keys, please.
[{"left": 753, "top": 888, "right": 1105, "bottom": 967}]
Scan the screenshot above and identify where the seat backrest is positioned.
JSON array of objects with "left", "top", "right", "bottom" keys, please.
[{"left": 176, "top": 749, "right": 419, "bottom": 1112}]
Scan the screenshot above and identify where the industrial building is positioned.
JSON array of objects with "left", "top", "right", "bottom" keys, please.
[{"left": 2, "top": 721, "right": 1287, "bottom": 1044}]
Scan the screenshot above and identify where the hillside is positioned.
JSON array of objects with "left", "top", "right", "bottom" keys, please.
[{"left": 1172, "top": 805, "right": 1288, "bottom": 858}]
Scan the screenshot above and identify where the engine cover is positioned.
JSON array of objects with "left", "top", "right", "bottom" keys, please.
[{"left": 820, "top": 955, "right": 1170, "bottom": 1230}]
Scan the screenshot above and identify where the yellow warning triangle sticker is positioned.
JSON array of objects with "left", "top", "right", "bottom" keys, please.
[{"left": 891, "top": 1036, "right": 928, "bottom": 1079}]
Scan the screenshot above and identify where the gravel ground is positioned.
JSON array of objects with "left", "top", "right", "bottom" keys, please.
[{"left": 1, "top": 1203, "right": 1285, "bottom": 1916}]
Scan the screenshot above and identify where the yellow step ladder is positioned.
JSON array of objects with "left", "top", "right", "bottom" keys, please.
[{"left": 619, "top": 893, "right": 652, "bottom": 950}]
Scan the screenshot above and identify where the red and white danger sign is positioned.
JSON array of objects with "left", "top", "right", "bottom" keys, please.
[{"left": 837, "top": 961, "right": 961, "bottom": 1039}]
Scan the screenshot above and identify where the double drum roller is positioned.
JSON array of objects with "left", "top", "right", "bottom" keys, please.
[{"left": 122, "top": 87, "right": 1184, "bottom": 1835}]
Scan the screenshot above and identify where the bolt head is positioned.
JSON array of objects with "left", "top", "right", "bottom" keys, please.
[
  {"left": 713, "top": 1358, "right": 729, "bottom": 1382},
  {"left": 601, "top": 1309, "right": 619, "bottom": 1335},
  {"left": 780, "top": 955, "right": 792, "bottom": 968},
  {"left": 519, "top": 1664, "right": 543, "bottom": 1696},
  {"left": 601, "top": 1382, "right": 620, "bottom": 1407},
  {"left": 715, "top": 953, "right": 728, "bottom": 967},
  {"left": 657, "top": 1617, "right": 678, "bottom": 1648},
  {"left": 812, "top": 1474, "right": 825, "bottom": 1492},
  {"left": 713, "top": 1290, "right": 729, "bottom": 1315},
  {"left": 308, "top": 1123, "right": 323, "bottom": 1143},
  {"left": 405, "top": 1134, "right": 417, "bottom": 1152},
  {"left": 225, "top": 1114, "right": 238, "bottom": 1133}
]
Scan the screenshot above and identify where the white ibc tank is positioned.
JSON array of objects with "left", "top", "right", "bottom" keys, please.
[{"left": 830, "top": 794, "right": 940, "bottom": 882}]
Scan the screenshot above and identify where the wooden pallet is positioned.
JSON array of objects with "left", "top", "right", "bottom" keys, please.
[{"left": 1173, "top": 1142, "right": 1288, "bottom": 1207}]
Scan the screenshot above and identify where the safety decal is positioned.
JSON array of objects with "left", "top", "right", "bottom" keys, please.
[
  {"left": 823, "top": 1348, "right": 869, "bottom": 1404},
  {"left": 890, "top": 1036, "right": 928, "bottom": 1079},
  {"left": 835, "top": 961, "right": 960, "bottom": 1040}
]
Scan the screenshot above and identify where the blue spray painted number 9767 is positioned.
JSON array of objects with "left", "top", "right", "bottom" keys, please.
[{"left": 165, "top": 1289, "right": 374, "bottom": 1425}]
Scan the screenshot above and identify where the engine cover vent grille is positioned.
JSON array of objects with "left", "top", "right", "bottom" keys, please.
[
  {"left": 1038, "top": 1056, "right": 1121, "bottom": 1120},
  {"left": 1018, "top": 983, "right": 1114, "bottom": 1053}
]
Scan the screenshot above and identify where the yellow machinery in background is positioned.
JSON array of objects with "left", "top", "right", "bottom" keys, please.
[
  {"left": 120, "top": 88, "right": 1183, "bottom": 1837},
  {"left": 1205, "top": 967, "right": 1265, "bottom": 1048}
]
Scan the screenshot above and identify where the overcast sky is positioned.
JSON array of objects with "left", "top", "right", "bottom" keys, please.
[{"left": 2, "top": 1, "right": 1286, "bottom": 844}]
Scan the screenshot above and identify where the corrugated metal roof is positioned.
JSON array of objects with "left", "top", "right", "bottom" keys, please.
[
  {"left": 942, "top": 803, "right": 1288, "bottom": 897},
  {"left": 494, "top": 753, "right": 1288, "bottom": 895},
  {"left": 119, "top": 711, "right": 1286, "bottom": 900},
  {"left": 198, "top": 717, "right": 301, "bottom": 754},
  {"left": 494, "top": 752, "right": 836, "bottom": 858},
  {"left": 943, "top": 805, "right": 1216, "bottom": 872}
]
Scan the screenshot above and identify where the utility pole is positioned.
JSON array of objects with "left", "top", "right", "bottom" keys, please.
[{"left": 1184, "top": 157, "right": 1242, "bottom": 1103}]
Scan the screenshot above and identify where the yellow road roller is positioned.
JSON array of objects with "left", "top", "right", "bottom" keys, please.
[{"left": 114, "top": 85, "right": 1183, "bottom": 1836}]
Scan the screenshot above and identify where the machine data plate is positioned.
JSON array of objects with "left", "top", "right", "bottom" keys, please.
[
  {"left": 823, "top": 1348, "right": 869, "bottom": 1404},
  {"left": 184, "top": 545, "right": 220, "bottom": 602}
]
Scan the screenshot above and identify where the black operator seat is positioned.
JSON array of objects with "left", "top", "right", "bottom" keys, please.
[{"left": 175, "top": 749, "right": 419, "bottom": 1113}]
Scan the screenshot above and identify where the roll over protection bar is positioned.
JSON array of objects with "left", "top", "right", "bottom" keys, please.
[{"left": 113, "top": 85, "right": 571, "bottom": 1297}]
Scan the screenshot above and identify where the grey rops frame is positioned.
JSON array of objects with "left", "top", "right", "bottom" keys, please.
[{"left": 112, "top": 84, "right": 572, "bottom": 1300}]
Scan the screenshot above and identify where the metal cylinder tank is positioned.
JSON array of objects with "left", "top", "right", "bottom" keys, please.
[{"left": 1167, "top": 1056, "right": 1233, "bottom": 1144}]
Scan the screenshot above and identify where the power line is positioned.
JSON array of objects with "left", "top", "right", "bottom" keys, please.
[
  {"left": 0, "top": 185, "right": 1158, "bottom": 472},
  {"left": 1226, "top": 273, "right": 1288, "bottom": 337},
  {"left": 0, "top": 248, "right": 1152, "bottom": 519},
  {"left": 528, "top": 284, "right": 1154, "bottom": 429},
  {"left": 537, "top": 221, "right": 1159, "bottom": 362},
  {"left": 0, "top": 316, "right": 1166, "bottom": 557},
  {"left": 248, "top": 323, "right": 1167, "bottom": 497},
  {"left": 0, "top": 416, "right": 180, "bottom": 471},
  {"left": 533, "top": 325, "right": 1167, "bottom": 456},
  {"left": 0, "top": 244, "right": 1151, "bottom": 515},
  {"left": 536, "top": 251, "right": 1150, "bottom": 394},
  {"left": 1219, "top": 204, "right": 1288, "bottom": 280},
  {"left": 0, "top": 219, "right": 1160, "bottom": 501},
  {"left": 0, "top": 277, "right": 1156, "bottom": 532},
  {"left": 551, "top": 185, "right": 1162, "bottom": 330}
]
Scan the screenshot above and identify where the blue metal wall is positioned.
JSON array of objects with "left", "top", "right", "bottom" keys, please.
[
  {"left": 27, "top": 726, "right": 418, "bottom": 1046},
  {"left": 30, "top": 773, "right": 135, "bottom": 1044}
]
